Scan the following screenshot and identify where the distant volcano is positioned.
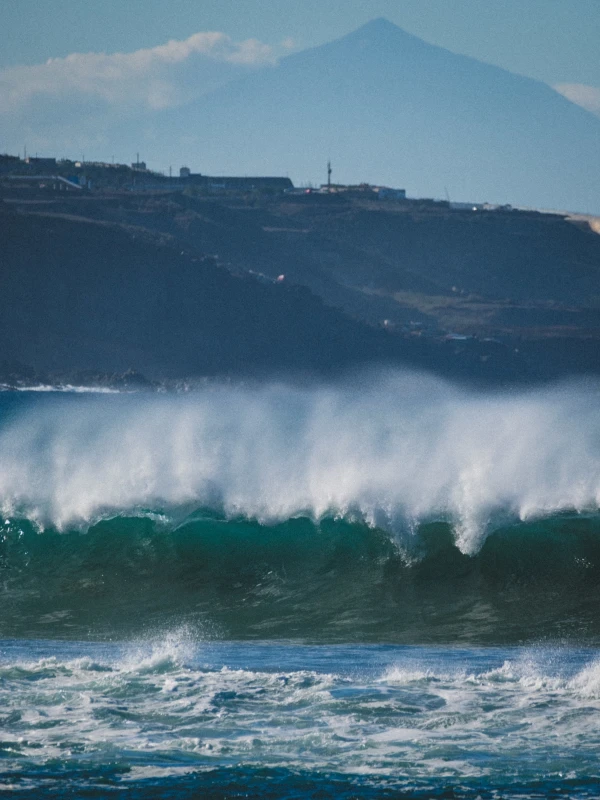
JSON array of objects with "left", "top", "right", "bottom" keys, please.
[{"left": 158, "top": 17, "right": 600, "bottom": 212}]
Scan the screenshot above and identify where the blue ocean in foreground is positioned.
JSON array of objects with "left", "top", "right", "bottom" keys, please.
[
  {"left": 2, "top": 372, "right": 600, "bottom": 797},
  {"left": 2, "top": 638, "right": 600, "bottom": 798}
]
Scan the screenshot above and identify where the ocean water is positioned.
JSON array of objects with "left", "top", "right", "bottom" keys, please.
[
  {"left": 3, "top": 637, "right": 600, "bottom": 798},
  {"left": 2, "top": 372, "right": 600, "bottom": 797}
]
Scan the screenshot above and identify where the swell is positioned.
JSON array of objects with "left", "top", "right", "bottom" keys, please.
[{"left": 3, "top": 512, "right": 600, "bottom": 643}]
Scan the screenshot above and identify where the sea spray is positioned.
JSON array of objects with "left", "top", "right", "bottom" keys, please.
[{"left": 0, "top": 370, "right": 599, "bottom": 552}]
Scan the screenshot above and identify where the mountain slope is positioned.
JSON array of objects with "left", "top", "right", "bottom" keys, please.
[
  {"left": 4, "top": 192, "right": 600, "bottom": 385},
  {"left": 160, "top": 18, "right": 600, "bottom": 213},
  {"left": 0, "top": 205, "right": 401, "bottom": 379}
]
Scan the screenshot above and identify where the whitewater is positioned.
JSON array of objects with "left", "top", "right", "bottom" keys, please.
[
  {"left": 1, "top": 370, "right": 600, "bottom": 551},
  {"left": 2, "top": 370, "right": 600, "bottom": 797}
]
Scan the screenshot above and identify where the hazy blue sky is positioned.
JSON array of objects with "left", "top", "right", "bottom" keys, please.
[{"left": 1, "top": 0, "right": 599, "bottom": 87}]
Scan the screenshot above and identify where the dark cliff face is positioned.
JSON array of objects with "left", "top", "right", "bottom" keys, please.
[
  {"left": 21, "top": 190, "right": 600, "bottom": 330},
  {"left": 1, "top": 194, "right": 599, "bottom": 386},
  {"left": 0, "top": 208, "right": 396, "bottom": 379}
]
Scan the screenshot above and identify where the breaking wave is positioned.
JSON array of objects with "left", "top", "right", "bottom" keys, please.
[
  {"left": 1, "top": 370, "right": 600, "bottom": 554},
  {"left": 1, "top": 370, "right": 600, "bottom": 642}
]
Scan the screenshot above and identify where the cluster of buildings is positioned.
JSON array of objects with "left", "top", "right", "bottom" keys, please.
[
  {"left": 309, "top": 182, "right": 406, "bottom": 199},
  {"left": 0, "top": 153, "right": 407, "bottom": 200},
  {"left": 0, "top": 155, "right": 294, "bottom": 192},
  {"left": 0, "top": 154, "right": 294, "bottom": 194}
]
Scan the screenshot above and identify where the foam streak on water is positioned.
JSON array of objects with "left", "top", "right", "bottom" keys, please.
[{"left": 1, "top": 371, "right": 600, "bottom": 553}]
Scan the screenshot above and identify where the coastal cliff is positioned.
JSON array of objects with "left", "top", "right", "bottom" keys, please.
[{"left": 1, "top": 192, "right": 599, "bottom": 386}]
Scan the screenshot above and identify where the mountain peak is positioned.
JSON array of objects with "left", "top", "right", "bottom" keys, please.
[
  {"left": 163, "top": 12, "right": 600, "bottom": 213},
  {"left": 359, "top": 17, "right": 399, "bottom": 31},
  {"left": 339, "top": 17, "right": 426, "bottom": 49}
]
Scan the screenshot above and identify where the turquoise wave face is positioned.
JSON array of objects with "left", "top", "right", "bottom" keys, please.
[{"left": 3, "top": 511, "right": 600, "bottom": 643}]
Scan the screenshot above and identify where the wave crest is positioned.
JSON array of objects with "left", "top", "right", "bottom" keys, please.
[{"left": 0, "top": 371, "right": 599, "bottom": 554}]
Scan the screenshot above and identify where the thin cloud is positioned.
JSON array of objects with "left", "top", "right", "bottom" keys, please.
[
  {"left": 554, "top": 83, "right": 600, "bottom": 118},
  {"left": 0, "top": 31, "right": 276, "bottom": 114}
]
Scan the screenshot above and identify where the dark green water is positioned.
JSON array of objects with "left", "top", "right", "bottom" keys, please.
[{"left": 2, "top": 512, "right": 600, "bottom": 644}]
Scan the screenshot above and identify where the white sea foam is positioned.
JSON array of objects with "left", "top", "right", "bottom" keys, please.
[
  {"left": 0, "top": 370, "right": 599, "bottom": 553},
  {"left": 119, "top": 627, "right": 197, "bottom": 674},
  {"left": 7, "top": 384, "right": 123, "bottom": 393},
  {"left": 2, "top": 640, "right": 600, "bottom": 785}
]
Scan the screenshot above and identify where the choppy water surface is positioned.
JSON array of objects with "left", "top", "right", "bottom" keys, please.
[{"left": 2, "top": 637, "right": 600, "bottom": 798}]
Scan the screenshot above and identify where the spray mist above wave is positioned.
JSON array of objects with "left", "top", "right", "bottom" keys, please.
[{"left": 1, "top": 370, "right": 600, "bottom": 554}]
